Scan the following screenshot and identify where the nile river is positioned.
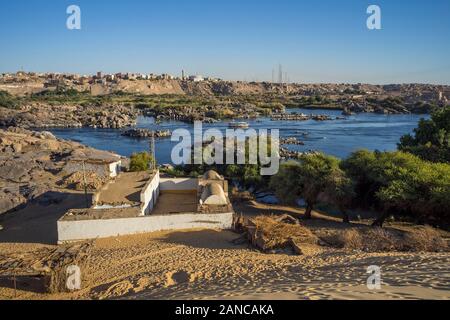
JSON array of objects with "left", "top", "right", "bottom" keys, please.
[{"left": 48, "top": 108, "right": 428, "bottom": 164}]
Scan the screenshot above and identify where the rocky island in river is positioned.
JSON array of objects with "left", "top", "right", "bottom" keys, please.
[{"left": 0, "top": 72, "right": 449, "bottom": 129}]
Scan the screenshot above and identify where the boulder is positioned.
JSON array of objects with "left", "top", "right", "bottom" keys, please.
[
  {"left": 12, "top": 143, "right": 22, "bottom": 153},
  {"left": 0, "top": 163, "right": 30, "bottom": 182}
]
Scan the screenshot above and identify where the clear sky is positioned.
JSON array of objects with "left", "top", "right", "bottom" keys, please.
[{"left": 1, "top": 0, "right": 449, "bottom": 84}]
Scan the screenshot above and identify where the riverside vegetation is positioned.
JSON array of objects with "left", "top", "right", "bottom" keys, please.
[{"left": 164, "top": 106, "right": 450, "bottom": 230}]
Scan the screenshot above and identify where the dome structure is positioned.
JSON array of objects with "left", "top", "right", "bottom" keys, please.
[
  {"left": 202, "top": 170, "right": 223, "bottom": 181},
  {"left": 200, "top": 182, "right": 227, "bottom": 205}
]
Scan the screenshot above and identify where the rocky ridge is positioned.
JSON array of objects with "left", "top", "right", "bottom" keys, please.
[{"left": 0, "top": 127, "right": 121, "bottom": 215}]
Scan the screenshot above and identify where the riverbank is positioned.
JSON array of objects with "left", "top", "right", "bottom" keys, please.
[{"left": 1, "top": 83, "right": 447, "bottom": 129}]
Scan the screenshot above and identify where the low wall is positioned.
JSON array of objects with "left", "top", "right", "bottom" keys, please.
[
  {"left": 57, "top": 212, "right": 234, "bottom": 243},
  {"left": 108, "top": 161, "right": 121, "bottom": 178},
  {"left": 140, "top": 171, "right": 160, "bottom": 215},
  {"left": 65, "top": 160, "right": 121, "bottom": 179},
  {"left": 92, "top": 179, "right": 115, "bottom": 207},
  {"left": 159, "top": 178, "right": 198, "bottom": 192}
]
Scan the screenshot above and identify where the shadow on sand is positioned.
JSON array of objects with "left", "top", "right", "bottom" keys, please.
[
  {"left": 0, "top": 275, "right": 49, "bottom": 294},
  {"left": 156, "top": 229, "right": 244, "bottom": 250},
  {"left": 0, "top": 191, "right": 91, "bottom": 245}
]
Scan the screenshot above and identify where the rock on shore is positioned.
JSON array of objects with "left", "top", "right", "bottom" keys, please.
[
  {"left": 0, "top": 127, "right": 121, "bottom": 215},
  {"left": 0, "top": 104, "right": 138, "bottom": 129}
]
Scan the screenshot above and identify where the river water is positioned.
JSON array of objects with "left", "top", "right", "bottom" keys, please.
[{"left": 48, "top": 108, "right": 428, "bottom": 164}]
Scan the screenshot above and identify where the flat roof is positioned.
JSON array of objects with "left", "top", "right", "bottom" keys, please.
[
  {"left": 68, "top": 148, "right": 121, "bottom": 164},
  {"left": 151, "top": 192, "right": 198, "bottom": 215},
  {"left": 95, "top": 171, "right": 153, "bottom": 206},
  {"left": 61, "top": 207, "right": 141, "bottom": 221}
]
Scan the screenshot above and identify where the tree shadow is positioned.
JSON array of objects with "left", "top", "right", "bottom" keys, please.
[
  {"left": 0, "top": 275, "right": 49, "bottom": 294},
  {"left": 0, "top": 191, "right": 91, "bottom": 245},
  {"left": 156, "top": 229, "right": 245, "bottom": 250}
]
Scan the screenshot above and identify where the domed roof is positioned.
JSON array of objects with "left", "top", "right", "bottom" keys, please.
[
  {"left": 202, "top": 170, "right": 223, "bottom": 180},
  {"left": 200, "top": 182, "right": 227, "bottom": 205}
]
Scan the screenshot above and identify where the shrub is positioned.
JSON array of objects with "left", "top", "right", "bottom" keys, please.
[
  {"left": 399, "top": 106, "right": 450, "bottom": 163},
  {"left": 129, "top": 152, "right": 153, "bottom": 172},
  {"left": 270, "top": 153, "right": 347, "bottom": 220},
  {"left": 0, "top": 90, "right": 19, "bottom": 109},
  {"left": 402, "top": 226, "right": 448, "bottom": 252},
  {"left": 342, "top": 150, "right": 450, "bottom": 228},
  {"left": 230, "top": 188, "right": 254, "bottom": 203},
  {"left": 324, "top": 226, "right": 448, "bottom": 252},
  {"left": 251, "top": 215, "right": 318, "bottom": 249}
]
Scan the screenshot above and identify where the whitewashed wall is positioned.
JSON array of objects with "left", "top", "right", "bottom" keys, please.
[
  {"left": 57, "top": 212, "right": 233, "bottom": 243},
  {"left": 64, "top": 160, "right": 121, "bottom": 178},
  {"left": 140, "top": 172, "right": 160, "bottom": 215},
  {"left": 108, "top": 161, "right": 121, "bottom": 178},
  {"left": 159, "top": 178, "right": 198, "bottom": 191}
]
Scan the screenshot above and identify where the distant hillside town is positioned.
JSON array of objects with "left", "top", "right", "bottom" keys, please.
[
  {"left": 0, "top": 70, "right": 219, "bottom": 89},
  {"left": 0, "top": 71, "right": 449, "bottom": 106}
]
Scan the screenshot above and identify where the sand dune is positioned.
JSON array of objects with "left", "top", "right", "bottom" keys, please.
[{"left": 1, "top": 228, "right": 448, "bottom": 300}]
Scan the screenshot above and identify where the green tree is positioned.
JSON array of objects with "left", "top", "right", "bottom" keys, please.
[
  {"left": 269, "top": 161, "right": 303, "bottom": 205},
  {"left": 325, "top": 170, "right": 355, "bottom": 223},
  {"left": 398, "top": 106, "right": 450, "bottom": 163},
  {"left": 374, "top": 152, "right": 450, "bottom": 227},
  {"left": 341, "top": 150, "right": 380, "bottom": 208},
  {"left": 129, "top": 152, "right": 153, "bottom": 172},
  {"left": 343, "top": 150, "right": 450, "bottom": 227},
  {"left": 271, "top": 153, "right": 343, "bottom": 219},
  {"left": 0, "top": 90, "right": 19, "bottom": 109}
]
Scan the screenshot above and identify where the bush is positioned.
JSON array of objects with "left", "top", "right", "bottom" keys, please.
[
  {"left": 129, "top": 152, "right": 153, "bottom": 172},
  {"left": 270, "top": 153, "right": 348, "bottom": 220},
  {"left": 0, "top": 90, "right": 19, "bottom": 109},
  {"left": 324, "top": 226, "right": 447, "bottom": 252},
  {"left": 230, "top": 188, "right": 254, "bottom": 203},
  {"left": 342, "top": 150, "right": 450, "bottom": 228},
  {"left": 251, "top": 215, "right": 318, "bottom": 250},
  {"left": 402, "top": 226, "right": 448, "bottom": 252},
  {"left": 399, "top": 106, "right": 450, "bottom": 163}
]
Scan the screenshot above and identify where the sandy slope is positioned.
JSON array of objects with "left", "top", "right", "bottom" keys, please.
[
  {"left": 0, "top": 198, "right": 449, "bottom": 300},
  {"left": 0, "top": 228, "right": 448, "bottom": 300}
]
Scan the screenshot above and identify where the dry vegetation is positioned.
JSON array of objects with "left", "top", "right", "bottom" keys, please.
[
  {"left": 321, "top": 225, "right": 448, "bottom": 253},
  {"left": 61, "top": 171, "right": 107, "bottom": 191},
  {"left": 248, "top": 215, "right": 449, "bottom": 254},
  {"left": 233, "top": 200, "right": 449, "bottom": 254},
  {"left": 251, "top": 215, "right": 318, "bottom": 250},
  {"left": 230, "top": 188, "right": 254, "bottom": 203}
]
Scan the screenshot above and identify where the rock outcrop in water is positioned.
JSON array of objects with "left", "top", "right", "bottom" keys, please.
[{"left": 121, "top": 128, "right": 171, "bottom": 138}]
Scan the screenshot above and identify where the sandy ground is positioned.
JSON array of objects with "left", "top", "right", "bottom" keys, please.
[
  {"left": 96, "top": 172, "right": 151, "bottom": 206},
  {"left": 0, "top": 201, "right": 449, "bottom": 300},
  {"left": 152, "top": 192, "right": 198, "bottom": 215}
]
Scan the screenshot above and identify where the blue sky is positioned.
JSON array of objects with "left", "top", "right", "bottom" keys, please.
[{"left": 0, "top": 0, "right": 449, "bottom": 84}]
